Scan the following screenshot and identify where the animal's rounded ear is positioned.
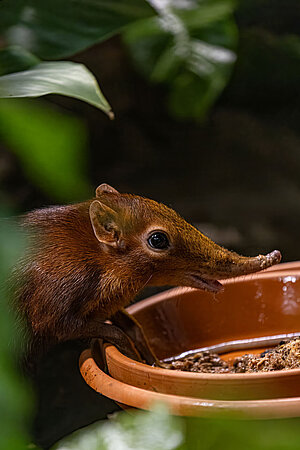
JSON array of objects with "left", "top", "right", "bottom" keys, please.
[
  {"left": 96, "top": 183, "right": 119, "bottom": 197},
  {"left": 89, "top": 200, "right": 120, "bottom": 247}
]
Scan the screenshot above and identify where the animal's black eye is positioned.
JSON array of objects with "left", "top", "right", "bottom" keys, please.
[{"left": 147, "top": 232, "right": 169, "bottom": 250}]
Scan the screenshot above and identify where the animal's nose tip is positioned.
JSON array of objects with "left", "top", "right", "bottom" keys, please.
[{"left": 267, "top": 250, "right": 282, "bottom": 265}]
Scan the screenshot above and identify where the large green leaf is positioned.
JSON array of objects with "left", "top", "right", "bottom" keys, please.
[
  {"left": 0, "top": 0, "right": 155, "bottom": 59},
  {"left": 0, "top": 46, "right": 40, "bottom": 76},
  {"left": 0, "top": 61, "right": 113, "bottom": 116},
  {"left": 123, "top": 0, "right": 238, "bottom": 120},
  {"left": 0, "top": 99, "right": 92, "bottom": 202},
  {"left": 0, "top": 1, "right": 237, "bottom": 119}
]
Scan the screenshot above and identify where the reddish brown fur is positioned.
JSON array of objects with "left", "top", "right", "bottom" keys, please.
[{"left": 16, "top": 186, "right": 281, "bottom": 347}]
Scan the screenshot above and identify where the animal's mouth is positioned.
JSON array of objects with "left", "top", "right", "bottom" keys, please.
[{"left": 189, "top": 274, "right": 223, "bottom": 293}]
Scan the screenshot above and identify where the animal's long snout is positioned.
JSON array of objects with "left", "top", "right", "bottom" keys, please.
[
  {"left": 190, "top": 227, "right": 282, "bottom": 280},
  {"left": 218, "top": 249, "right": 282, "bottom": 278}
]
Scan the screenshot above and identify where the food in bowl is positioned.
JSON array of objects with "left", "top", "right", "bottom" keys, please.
[{"left": 169, "top": 338, "right": 300, "bottom": 373}]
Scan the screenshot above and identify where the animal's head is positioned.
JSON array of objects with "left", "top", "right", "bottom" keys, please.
[{"left": 89, "top": 184, "right": 281, "bottom": 293}]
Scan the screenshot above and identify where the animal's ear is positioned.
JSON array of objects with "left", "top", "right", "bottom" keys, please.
[
  {"left": 96, "top": 183, "right": 119, "bottom": 197},
  {"left": 89, "top": 200, "right": 120, "bottom": 247}
]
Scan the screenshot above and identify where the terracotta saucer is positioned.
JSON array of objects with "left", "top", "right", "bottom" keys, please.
[
  {"left": 80, "top": 266, "right": 300, "bottom": 416},
  {"left": 80, "top": 349, "right": 300, "bottom": 419}
]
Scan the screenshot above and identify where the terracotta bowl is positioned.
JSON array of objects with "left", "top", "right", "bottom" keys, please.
[
  {"left": 80, "top": 266, "right": 300, "bottom": 417},
  {"left": 265, "top": 261, "right": 300, "bottom": 272}
]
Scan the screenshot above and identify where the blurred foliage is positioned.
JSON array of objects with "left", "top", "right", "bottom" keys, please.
[
  {"left": 184, "top": 415, "right": 300, "bottom": 450},
  {"left": 52, "top": 404, "right": 300, "bottom": 450},
  {"left": 0, "top": 46, "right": 40, "bottom": 77},
  {"left": 0, "top": 46, "right": 113, "bottom": 116},
  {"left": 0, "top": 211, "right": 32, "bottom": 449},
  {"left": 0, "top": 0, "right": 153, "bottom": 115},
  {"left": 0, "top": 49, "right": 112, "bottom": 116},
  {"left": 123, "top": 0, "right": 238, "bottom": 119},
  {"left": 0, "top": 0, "right": 155, "bottom": 59},
  {"left": 0, "top": 0, "right": 237, "bottom": 119},
  {"left": 53, "top": 405, "right": 183, "bottom": 450},
  {"left": 0, "top": 99, "right": 92, "bottom": 202}
]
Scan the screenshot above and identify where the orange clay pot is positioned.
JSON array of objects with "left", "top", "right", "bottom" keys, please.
[
  {"left": 80, "top": 265, "right": 300, "bottom": 418},
  {"left": 264, "top": 261, "right": 300, "bottom": 272}
]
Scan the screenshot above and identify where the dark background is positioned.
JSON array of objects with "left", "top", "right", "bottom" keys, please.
[{"left": 1, "top": 1, "right": 300, "bottom": 447}]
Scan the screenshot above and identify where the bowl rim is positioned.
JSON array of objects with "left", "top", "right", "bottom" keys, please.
[
  {"left": 105, "top": 344, "right": 300, "bottom": 381},
  {"left": 80, "top": 349, "right": 300, "bottom": 418},
  {"left": 104, "top": 269, "right": 300, "bottom": 380},
  {"left": 127, "top": 269, "right": 300, "bottom": 317},
  {"left": 264, "top": 261, "right": 300, "bottom": 272}
]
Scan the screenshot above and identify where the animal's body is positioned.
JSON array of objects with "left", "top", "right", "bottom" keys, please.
[{"left": 17, "top": 184, "right": 281, "bottom": 363}]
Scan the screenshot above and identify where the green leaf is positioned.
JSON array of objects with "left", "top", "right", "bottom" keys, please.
[
  {"left": 0, "top": 0, "right": 155, "bottom": 59},
  {"left": 0, "top": 61, "right": 113, "bottom": 116},
  {"left": 177, "top": 0, "right": 237, "bottom": 31},
  {"left": 0, "top": 99, "right": 92, "bottom": 202},
  {"left": 0, "top": 46, "right": 40, "bottom": 76},
  {"left": 52, "top": 404, "right": 183, "bottom": 450},
  {"left": 123, "top": 0, "right": 238, "bottom": 120},
  {"left": 0, "top": 1, "right": 236, "bottom": 119}
]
